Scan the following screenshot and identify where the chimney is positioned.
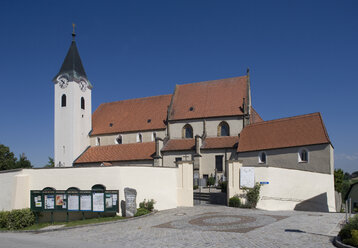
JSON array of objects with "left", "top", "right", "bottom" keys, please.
[
  {"left": 153, "top": 138, "right": 163, "bottom": 166},
  {"left": 195, "top": 135, "right": 202, "bottom": 156}
]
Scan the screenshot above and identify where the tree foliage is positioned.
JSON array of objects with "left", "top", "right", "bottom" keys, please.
[
  {"left": 0, "top": 144, "right": 32, "bottom": 171},
  {"left": 15, "top": 153, "right": 32, "bottom": 169},
  {"left": 0, "top": 144, "right": 17, "bottom": 170},
  {"left": 44, "top": 157, "right": 54, "bottom": 168},
  {"left": 334, "top": 169, "right": 344, "bottom": 193}
]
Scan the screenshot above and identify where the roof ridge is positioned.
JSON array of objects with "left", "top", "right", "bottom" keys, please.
[
  {"left": 245, "top": 112, "right": 321, "bottom": 128},
  {"left": 176, "top": 75, "right": 247, "bottom": 87},
  {"left": 204, "top": 136, "right": 238, "bottom": 139},
  {"left": 100, "top": 94, "right": 172, "bottom": 106},
  {"left": 90, "top": 142, "right": 155, "bottom": 149}
]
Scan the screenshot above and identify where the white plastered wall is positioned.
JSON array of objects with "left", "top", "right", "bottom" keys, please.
[
  {"left": 90, "top": 130, "right": 165, "bottom": 146},
  {"left": 0, "top": 170, "right": 22, "bottom": 211},
  {"left": 0, "top": 165, "right": 193, "bottom": 212},
  {"left": 227, "top": 161, "right": 336, "bottom": 212},
  {"left": 255, "top": 167, "right": 335, "bottom": 212},
  {"left": 168, "top": 117, "right": 243, "bottom": 139}
]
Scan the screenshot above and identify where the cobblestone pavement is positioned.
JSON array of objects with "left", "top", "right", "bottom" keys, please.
[{"left": 0, "top": 205, "right": 345, "bottom": 248}]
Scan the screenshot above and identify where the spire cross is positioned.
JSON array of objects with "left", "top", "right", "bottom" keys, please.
[{"left": 72, "top": 23, "right": 76, "bottom": 39}]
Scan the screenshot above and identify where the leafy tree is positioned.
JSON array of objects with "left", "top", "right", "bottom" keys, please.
[
  {"left": 334, "top": 169, "right": 344, "bottom": 193},
  {"left": 342, "top": 180, "right": 351, "bottom": 200},
  {"left": 44, "top": 157, "right": 54, "bottom": 168},
  {"left": 15, "top": 153, "right": 32, "bottom": 169},
  {"left": 0, "top": 145, "right": 33, "bottom": 171},
  {"left": 0, "top": 144, "right": 17, "bottom": 171},
  {"left": 344, "top": 172, "right": 351, "bottom": 181}
]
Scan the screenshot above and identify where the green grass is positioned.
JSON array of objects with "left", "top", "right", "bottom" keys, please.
[{"left": 65, "top": 215, "right": 125, "bottom": 227}]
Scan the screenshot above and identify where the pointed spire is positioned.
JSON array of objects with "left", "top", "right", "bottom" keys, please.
[{"left": 53, "top": 25, "right": 91, "bottom": 88}]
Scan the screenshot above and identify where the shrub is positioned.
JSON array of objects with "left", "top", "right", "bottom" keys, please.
[
  {"left": 339, "top": 215, "right": 358, "bottom": 246},
  {"left": 343, "top": 229, "right": 358, "bottom": 247},
  {"left": 139, "top": 199, "right": 156, "bottom": 212},
  {"left": 207, "top": 174, "right": 215, "bottom": 187},
  {"left": 229, "top": 196, "right": 241, "bottom": 208},
  {"left": 0, "top": 211, "right": 9, "bottom": 228},
  {"left": 0, "top": 209, "right": 35, "bottom": 230},
  {"left": 243, "top": 183, "right": 261, "bottom": 208},
  {"left": 220, "top": 181, "right": 227, "bottom": 193},
  {"left": 134, "top": 208, "right": 151, "bottom": 217}
]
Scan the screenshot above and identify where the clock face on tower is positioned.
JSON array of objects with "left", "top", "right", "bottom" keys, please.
[
  {"left": 58, "top": 77, "right": 68, "bottom": 89},
  {"left": 79, "top": 80, "right": 87, "bottom": 92}
]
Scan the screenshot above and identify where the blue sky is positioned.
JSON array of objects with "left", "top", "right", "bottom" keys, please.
[{"left": 0, "top": 1, "right": 357, "bottom": 172}]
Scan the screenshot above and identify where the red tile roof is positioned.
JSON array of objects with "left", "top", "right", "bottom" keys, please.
[
  {"left": 237, "top": 113, "right": 331, "bottom": 152},
  {"left": 168, "top": 76, "right": 248, "bottom": 121},
  {"left": 202, "top": 136, "right": 239, "bottom": 150},
  {"left": 162, "top": 139, "right": 195, "bottom": 152},
  {"left": 91, "top": 95, "right": 172, "bottom": 135},
  {"left": 74, "top": 142, "right": 155, "bottom": 164},
  {"left": 250, "top": 107, "right": 263, "bottom": 124}
]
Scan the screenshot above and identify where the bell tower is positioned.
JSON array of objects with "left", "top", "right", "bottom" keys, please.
[{"left": 53, "top": 25, "right": 92, "bottom": 167}]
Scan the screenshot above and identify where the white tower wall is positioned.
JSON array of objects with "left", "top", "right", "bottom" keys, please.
[{"left": 54, "top": 81, "right": 91, "bottom": 167}]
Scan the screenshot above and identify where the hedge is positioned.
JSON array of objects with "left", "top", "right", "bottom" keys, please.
[{"left": 0, "top": 208, "right": 35, "bottom": 230}]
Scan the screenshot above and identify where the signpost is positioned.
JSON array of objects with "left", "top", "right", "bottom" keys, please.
[{"left": 30, "top": 188, "right": 119, "bottom": 223}]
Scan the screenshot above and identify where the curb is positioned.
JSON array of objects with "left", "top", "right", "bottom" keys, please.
[
  {"left": 0, "top": 210, "right": 157, "bottom": 234},
  {"left": 333, "top": 236, "right": 356, "bottom": 248}
]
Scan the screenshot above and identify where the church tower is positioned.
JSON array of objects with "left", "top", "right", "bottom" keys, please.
[{"left": 53, "top": 27, "right": 92, "bottom": 167}]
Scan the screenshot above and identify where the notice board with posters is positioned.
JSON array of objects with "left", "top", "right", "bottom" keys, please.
[
  {"left": 30, "top": 188, "right": 119, "bottom": 213},
  {"left": 240, "top": 167, "right": 255, "bottom": 188}
]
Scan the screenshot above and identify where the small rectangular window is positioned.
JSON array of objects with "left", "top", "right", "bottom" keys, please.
[{"left": 175, "top": 157, "right": 182, "bottom": 163}]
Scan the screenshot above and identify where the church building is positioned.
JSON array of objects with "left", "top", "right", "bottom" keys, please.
[
  {"left": 0, "top": 31, "right": 337, "bottom": 214},
  {"left": 53, "top": 33, "right": 335, "bottom": 209}
]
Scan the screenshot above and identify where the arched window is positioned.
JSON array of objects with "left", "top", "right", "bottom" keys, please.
[
  {"left": 81, "top": 97, "right": 85, "bottom": 110},
  {"left": 152, "top": 132, "right": 157, "bottom": 141},
  {"left": 137, "top": 133, "right": 143, "bottom": 143},
  {"left": 298, "top": 148, "right": 308, "bottom": 163},
  {"left": 96, "top": 137, "right": 101, "bottom": 146},
  {"left": 61, "top": 94, "right": 66, "bottom": 107},
  {"left": 115, "top": 135, "right": 122, "bottom": 144},
  {"left": 258, "top": 151, "right": 267, "bottom": 164},
  {"left": 218, "top": 121, "right": 230, "bottom": 136},
  {"left": 182, "top": 124, "right": 193, "bottom": 138}
]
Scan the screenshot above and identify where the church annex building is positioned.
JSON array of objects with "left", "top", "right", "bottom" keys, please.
[{"left": 0, "top": 34, "right": 336, "bottom": 213}]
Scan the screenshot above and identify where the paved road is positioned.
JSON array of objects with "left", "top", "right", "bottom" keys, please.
[{"left": 0, "top": 205, "right": 345, "bottom": 248}]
